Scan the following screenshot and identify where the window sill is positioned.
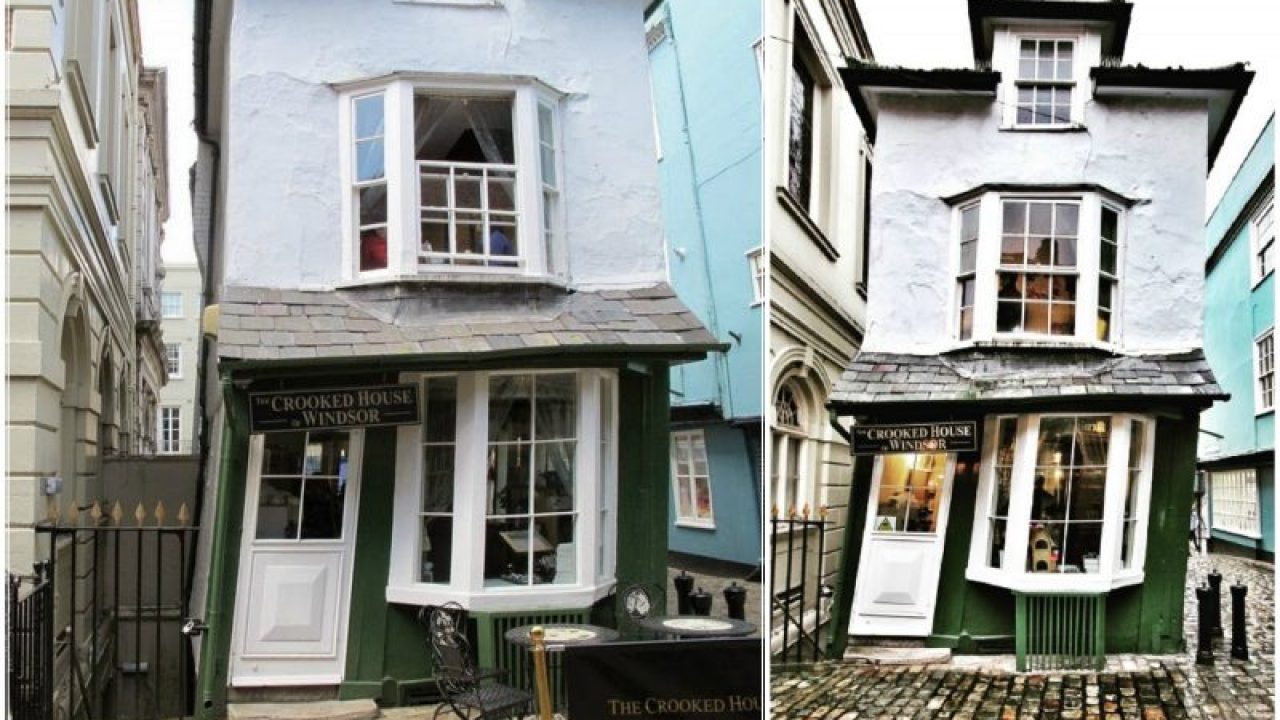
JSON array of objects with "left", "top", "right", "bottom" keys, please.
[
  {"left": 949, "top": 337, "right": 1117, "bottom": 353},
  {"left": 1209, "top": 525, "right": 1263, "bottom": 540},
  {"left": 965, "top": 566, "right": 1143, "bottom": 593},
  {"left": 675, "top": 519, "right": 716, "bottom": 531},
  {"left": 1000, "top": 124, "right": 1088, "bottom": 133},
  {"left": 386, "top": 579, "right": 615, "bottom": 612},
  {"left": 1256, "top": 408, "right": 1275, "bottom": 418},
  {"left": 775, "top": 187, "right": 839, "bottom": 262},
  {"left": 336, "top": 271, "right": 569, "bottom": 292}
]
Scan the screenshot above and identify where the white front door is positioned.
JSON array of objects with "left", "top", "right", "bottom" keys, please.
[
  {"left": 230, "top": 430, "right": 363, "bottom": 686},
  {"left": 850, "top": 452, "right": 955, "bottom": 637}
]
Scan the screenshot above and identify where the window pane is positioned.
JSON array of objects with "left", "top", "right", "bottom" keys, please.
[
  {"left": 257, "top": 478, "right": 301, "bottom": 539},
  {"left": 695, "top": 478, "right": 713, "bottom": 520},
  {"left": 959, "top": 308, "right": 974, "bottom": 340},
  {"left": 415, "top": 96, "right": 515, "bottom": 164},
  {"left": 874, "top": 453, "right": 945, "bottom": 533},
  {"left": 1101, "top": 241, "right": 1117, "bottom": 275},
  {"left": 300, "top": 478, "right": 345, "bottom": 539},
  {"left": 1074, "top": 418, "right": 1111, "bottom": 466},
  {"left": 540, "top": 146, "right": 557, "bottom": 187},
  {"left": 960, "top": 278, "right": 975, "bottom": 306},
  {"left": 1029, "top": 235, "right": 1052, "bottom": 265},
  {"left": 536, "top": 515, "right": 576, "bottom": 585},
  {"left": 1049, "top": 302, "right": 1075, "bottom": 335},
  {"left": 1101, "top": 207, "right": 1119, "bottom": 242},
  {"left": 1097, "top": 308, "right": 1112, "bottom": 342},
  {"left": 1024, "top": 301, "right": 1050, "bottom": 334},
  {"left": 1036, "top": 417, "right": 1075, "bottom": 465},
  {"left": 533, "top": 441, "right": 575, "bottom": 512},
  {"left": 1002, "top": 201, "right": 1026, "bottom": 234},
  {"left": 304, "top": 431, "right": 349, "bottom": 476},
  {"left": 489, "top": 172, "right": 517, "bottom": 211},
  {"left": 356, "top": 139, "right": 385, "bottom": 182},
  {"left": 490, "top": 444, "right": 531, "bottom": 514},
  {"left": 420, "top": 516, "right": 452, "bottom": 583},
  {"left": 997, "top": 302, "right": 1022, "bottom": 332},
  {"left": 423, "top": 446, "right": 455, "bottom": 512},
  {"left": 990, "top": 519, "right": 1008, "bottom": 568},
  {"left": 456, "top": 215, "right": 484, "bottom": 256},
  {"left": 263, "top": 432, "right": 306, "bottom": 475},
  {"left": 420, "top": 172, "right": 448, "bottom": 208},
  {"left": 1062, "top": 522, "right": 1102, "bottom": 573},
  {"left": 1055, "top": 204, "right": 1078, "bottom": 237},
  {"left": 1069, "top": 469, "right": 1106, "bottom": 521},
  {"left": 359, "top": 185, "right": 387, "bottom": 226},
  {"left": 994, "top": 467, "right": 1012, "bottom": 517},
  {"left": 960, "top": 240, "right": 977, "bottom": 274},
  {"left": 961, "top": 206, "right": 980, "bottom": 241},
  {"left": 425, "top": 377, "right": 458, "bottom": 443},
  {"left": 677, "top": 476, "right": 693, "bottom": 518},
  {"left": 359, "top": 227, "right": 388, "bottom": 272},
  {"left": 1002, "top": 234, "right": 1025, "bottom": 264},
  {"left": 535, "top": 374, "right": 576, "bottom": 440},
  {"left": 1028, "top": 202, "right": 1052, "bottom": 236},
  {"left": 485, "top": 517, "right": 532, "bottom": 585},
  {"left": 355, "top": 95, "right": 384, "bottom": 139},
  {"left": 996, "top": 418, "right": 1018, "bottom": 466},
  {"left": 538, "top": 104, "right": 555, "bottom": 145},
  {"left": 455, "top": 173, "right": 483, "bottom": 209},
  {"left": 1054, "top": 236, "right": 1076, "bottom": 267}
]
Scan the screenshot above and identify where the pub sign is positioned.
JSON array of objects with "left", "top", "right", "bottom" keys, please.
[
  {"left": 250, "top": 384, "right": 420, "bottom": 432},
  {"left": 853, "top": 421, "right": 977, "bottom": 454}
]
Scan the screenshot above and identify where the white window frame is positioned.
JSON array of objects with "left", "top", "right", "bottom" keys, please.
[
  {"left": 997, "top": 27, "right": 1093, "bottom": 129},
  {"left": 966, "top": 412, "right": 1155, "bottom": 593},
  {"left": 951, "top": 191, "right": 1123, "bottom": 347},
  {"left": 158, "top": 406, "right": 181, "bottom": 455},
  {"left": 1256, "top": 328, "right": 1275, "bottom": 415},
  {"left": 386, "top": 369, "right": 618, "bottom": 612},
  {"left": 161, "top": 291, "right": 183, "bottom": 318},
  {"left": 1252, "top": 192, "right": 1275, "bottom": 286},
  {"left": 746, "top": 247, "right": 765, "bottom": 305},
  {"left": 1209, "top": 468, "right": 1261, "bottom": 538},
  {"left": 670, "top": 430, "right": 715, "bottom": 529},
  {"left": 165, "top": 343, "right": 182, "bottom": 379},
  {"left": 770, "top": 378, "right": 812, "bottom": 518},
  {"left": 337, "top": 75, "right": 565, "bottom": 283}
]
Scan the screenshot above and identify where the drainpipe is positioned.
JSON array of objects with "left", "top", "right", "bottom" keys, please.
[{"left": 824, "top": 408, "right": 866, "bottom": 659}]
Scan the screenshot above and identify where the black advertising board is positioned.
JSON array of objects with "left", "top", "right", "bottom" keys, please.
[
  {"left": 564, "top": 638, "right": 762, "bottom": 719},
  {"left": 249, "top": 384, "right": 420, "bottom": 432},
  {"left": 852, "top": 421, "right": 978, "bottom": 454}
]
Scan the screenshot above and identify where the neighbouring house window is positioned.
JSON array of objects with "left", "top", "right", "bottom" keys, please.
[
  {"left": 1210, "top": 469, "right": 1260, "bottom": 537},
  {"left": 787, "top": 38, "right": 815, "bottom": 207},
  {"left": 747, "top": 247, "right": 765, "bottom": 304},
  {"left": 387, "top": 370, "right": 617, "bottom": 611},
  {"left": 954, "top": 192, "right": 1125, "bottom": 344},
  {"left": 968, "top": 413, "right": 1152, "bottom": 591},
  {"left": 1254, "top": 195, "right": 1275, "bottom": 285},
  {"left": 161, "top": 291, "right": 183, "bottom": 318},
  {"left": 341, "top": 78, "right": 562, "bottom": 280},
  {"left": 873, "top": 453, "right": 945, "bottom": 533},
  {"left": 771, "top": 380, "right": 808, "bottom": 516},
  {"left": 997, "top": 199, "right": 1079, "bottom": 336},
  {"left": 1015, "top": 38, "right": 1074, "bottom": 126},
  {"left": 159, "top": 406, "right": 182, "bottom": 454},
  {"left": 956, "top": 204, "right": 979, "bottom": 339},
  {"left": 353, "top": 93, "right": 389, "bottom": 272},
  {"left": 165, "top": 343, "right": 182, "bottom": 378},
  {"left": 254, "top": 430, "right": 349, "bottom": 539},
  {"left": 1257, "top": 330, "right": 1275, "bottom": 413},
  {"left": 671, "top": 431, "right": 714, "bottom": 527}
]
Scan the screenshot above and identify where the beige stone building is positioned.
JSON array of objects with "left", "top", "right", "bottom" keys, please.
[
  {"left": 157, "top": 263, "right": 203, "bottom": 455},
  {"left": 765, "top": 0, "right": 873, "bottom": 654},
  {"left": 6, "top": 0, "right": 168, "bottom": 574}
]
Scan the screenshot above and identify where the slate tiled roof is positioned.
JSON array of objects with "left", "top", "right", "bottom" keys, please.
[
  {"left": 831, "top": 349, "right": 1226, "bottom": 407},
  {"left": 216, "top": 282, "right": 724, "bottom": 363}
]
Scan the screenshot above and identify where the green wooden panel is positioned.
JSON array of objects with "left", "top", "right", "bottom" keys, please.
[{"left": 615, "top": 364, "right": 670, "bottom": 594}]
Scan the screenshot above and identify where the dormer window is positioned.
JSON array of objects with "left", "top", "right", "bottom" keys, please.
[
  {"left": 340, "top": 77, "right": 563, "bottom": 282},
  {"left": 950, "top": 189, "right": 1128, "bottom": 346},
  {"left": 1015, "top": 39, "right": 1075, "bottom": 126}
]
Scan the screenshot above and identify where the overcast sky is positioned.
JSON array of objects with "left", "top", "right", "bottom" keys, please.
[
  {"left": 137, "top": 0, "right": 1276, "bottom": 270},
  {"left": 854, "top": 0, "right": 1278, "bottom": 213}
]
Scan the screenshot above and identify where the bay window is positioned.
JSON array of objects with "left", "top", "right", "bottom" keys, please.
[
  {"left": 340, "top": 76, "right": 563, "bottom": 281},
  {"left": 950, "top": 190, "right": 1127, "bottom": 345},
  {"left": 388, "top": 369, "right": 617, "bottom": 611},
  {"left": 968, "top": 413, "right": 1154, "bottom": 592}
]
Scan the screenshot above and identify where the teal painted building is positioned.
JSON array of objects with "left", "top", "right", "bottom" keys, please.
[
  {"left": 646, "top": 0, "right": 764, "bottom": 568},
  {"left": 1200, "top": 115, "right": 1275, "bottom": 562}
]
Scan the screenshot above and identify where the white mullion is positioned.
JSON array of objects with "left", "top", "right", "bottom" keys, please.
[
  {"left": 526, "top": 377, "right": 537, "bottom": 583},
  {"left": 1004, "top": 415, "right": 1038, "bottom": 580},
  {"left": 481, "top": 166, "right": 492, "bottom": 264},
  {"left": 968, "top": 416, "right": 998, "bottom": 573},
  {"left": 576, "top": 371, "right": 598, "bottom": 587},
  {"left": 1076, "top": 195, "right": 1101, "bottom": 340},
  {"left": 1099, "top": 415, "right": 1129, "bottom": 577},
  {"left": 1130, "top": 417, "right": 1156, "bottom": 573},
  {"left": 390, "top": 80, "right": 414, "bottom": 275},
  {"left": 457, "top": 373, "right": 486, "bottom": 595}
]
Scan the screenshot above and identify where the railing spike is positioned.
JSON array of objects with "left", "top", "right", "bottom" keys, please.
[
  {"left": 177, "top": 503, "right": 191, "bottom": 526},
  {"left": 802, "top": 503, "right": 811, "bottom": 519},
  {"left": 47, "top": 498, "right": 60, "bottom": 524},
  {"left": 89, "top": 502, "right": 103, "bottom": 523},
  {"left": 788, "top": 504, "right": 796, "bottom": 519},
  {"left": 65, "top": 502, "right": 79, "bottom": 525},
  {"left": 819, "top": 505, "right": 829, "bottom": 520},
  {"left": 771, "top": 504, "right": 778, "bottom": 519},
  {"left": 134, "top": 502, "right": 147, "bottom": 526},
  {"left": 111, "top": 501, "right": 124, "bottom": 525},
  {"left": 155, "top": 500, "right": 167, "bottom": 526}
]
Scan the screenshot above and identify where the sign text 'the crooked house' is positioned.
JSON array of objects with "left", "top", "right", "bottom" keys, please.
[
  {"left": 249, "top": 385, "right": 420, "bottom": 432},
  {"left": 852, "top": 421, "right": 978, "bottom": 455}
]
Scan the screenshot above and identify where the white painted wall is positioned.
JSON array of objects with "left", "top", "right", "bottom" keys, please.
[
  {"left": 158, "top": 264, "right": 202, "bottom": 454},
  {"left": 863, "top": 93, "right": 1208, "bottom": 355},
  {"left": 221, "top": 0, "right": 663, "bottom": 289}
]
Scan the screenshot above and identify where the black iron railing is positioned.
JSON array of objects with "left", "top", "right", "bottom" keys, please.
[
  {"left": 9, "top": 566, "right": 55, "bottom": 720},
  {"left": 770, "top": 509, "right": 829, "bottom": 663}
]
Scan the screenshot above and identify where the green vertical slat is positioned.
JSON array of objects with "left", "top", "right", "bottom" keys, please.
[
  {"left": 1015, "top": 593, "right": 1027, "bottom": 671},
  {"left": 1095, "top": 594, "right": 1106, "bottom": 670}
]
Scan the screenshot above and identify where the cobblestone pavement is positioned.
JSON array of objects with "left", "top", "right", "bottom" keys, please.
[{"left": 772, "top": 553, "right": 1274, "bottom": 719}]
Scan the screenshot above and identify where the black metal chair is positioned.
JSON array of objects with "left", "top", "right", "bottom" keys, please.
[{"left": 424, "top": 603, "right": 533, "bottom": 720}]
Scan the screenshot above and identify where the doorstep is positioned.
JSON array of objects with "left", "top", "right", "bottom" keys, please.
[
  {"left": 842, "top": 645, "right": 952, "bottom": 665},
  {"left": 228, "top": 700, "right": 379, "bottom": 720}
]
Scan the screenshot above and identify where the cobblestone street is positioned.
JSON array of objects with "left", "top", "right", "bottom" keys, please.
[{"left": 772, "top": 553, "right": 1274, "bottom": 719}]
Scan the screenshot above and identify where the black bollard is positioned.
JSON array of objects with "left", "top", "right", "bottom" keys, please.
[
  {"left": 1207, "top": 569, "right": 1224, "bottom": 638},
  {"left": 690, "top": 587, "right": 713, "bottom": 616},
  {"left": 1230, "top": 582, "right": 1249, "bottom": 661},
  {"left": 674, "top": 570, "right": 695, "bottom": 615},
  {"left": 723, "top": 581, "right": 747, "bottom": 620},
  {"left": 1195, "top": 585, "right": 1215, "bottom": 665}
]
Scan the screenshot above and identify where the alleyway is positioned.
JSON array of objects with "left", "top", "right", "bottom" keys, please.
[{"left": 771, "top": 553, "right": 1274, "bottom": 719}]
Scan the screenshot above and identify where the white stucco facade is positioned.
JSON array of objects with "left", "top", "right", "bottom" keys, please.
[
  {"left": 219, "top": 0, "right": 664, "bottom": 290},
  {"left": 863, "top": 94, "right": 1208, "bottom": 356},
  {"left": 157, "top": 264, "right": 203, "bottom": 455}
]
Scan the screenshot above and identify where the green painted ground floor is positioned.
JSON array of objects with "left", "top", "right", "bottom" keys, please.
[{"left": 193, "top": 358, "right": 680, "bottom": 718}]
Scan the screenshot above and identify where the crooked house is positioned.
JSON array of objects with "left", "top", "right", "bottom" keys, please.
[
  {"left": 827, "top": 0, "right": 1251, "bottom": 663},
  {"left": 190, "top": 0, "right": 719, "bottom": 712}
]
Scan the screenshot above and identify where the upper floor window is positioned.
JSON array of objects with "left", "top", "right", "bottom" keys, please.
[
  {"left": 341, "top": 77, "right": 563, "bottom": 281},
  {"left": 787, "top": 36, "right": 815, "bottom": 207},
  {"left": 165, "top": 343, "right": 182, "bottom": 378},
  {"left": 159, "top": 406, "right": 181, "bottom": 455},
  {"left": 1253, "top": 193, "right": 1275, "bottom": 285},
  {"left": 1015, "top": 39, "right": 1074, "bottom": 126},
  {"left": 747, "top": 247, "right": 765, "bottom": 305},
  {"left": 671, "top": 431, "right": 714, "bottom": 528},
  {"left": 161, "top": 292, "right": 183, "bottom": 318},
  {"left": 951, "top": 191, "right": 1125, "bottom": 346},
  {"left": 1257, "top": 329, "right": 1274, "bottom": 414}
]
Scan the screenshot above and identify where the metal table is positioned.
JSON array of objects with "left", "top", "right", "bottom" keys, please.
[
  {"left": 504, "top": 623, "right": 620, "bottom": 649},
  {"left": 634, "top": 615, "right": 757, "bottom": 639}
]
